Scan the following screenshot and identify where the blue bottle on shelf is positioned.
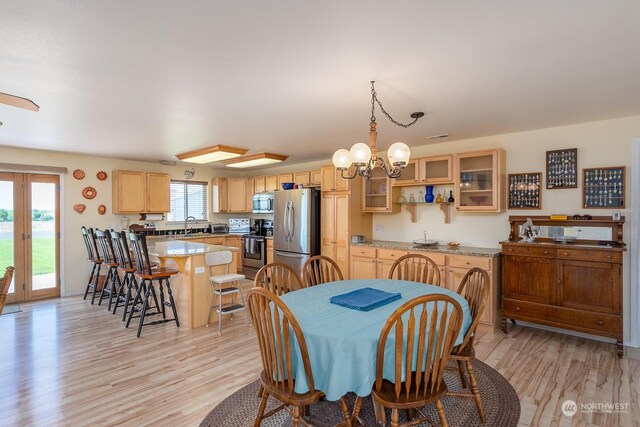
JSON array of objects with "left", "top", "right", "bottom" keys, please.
[{"left": 425, "top": 185, "right": 434, "bottom": 203}]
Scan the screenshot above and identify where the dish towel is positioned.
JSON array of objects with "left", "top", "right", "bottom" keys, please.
[{"left": 330, "top": 287, "right": 401, "bottom": 312}]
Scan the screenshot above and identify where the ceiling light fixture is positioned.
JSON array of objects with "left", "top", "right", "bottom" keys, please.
[
  {"left": 176, "top": 144, "right": 248, "bottom": 164},
  {"left": 222, "top": 152, "right": 288, "bottom": 168},
  {"left": 332, "top": 81, "right": 424, "bottom": 180}
]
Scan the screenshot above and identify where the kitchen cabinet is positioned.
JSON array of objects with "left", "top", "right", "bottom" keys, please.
[
  {"left": 245, "top": 178, "right": 254, "bottom": 212},
  {"left": 227, "top": 178, "right": 247, "bottom": 212},
  {"left": 390, "top": 159, "right": 421, "bottom": 186},
  {"left": 266, "top": 238, "right": 274, "bottom": 265},
  {"left": 293, "top": 171, "right": 310, "bottom": 186},
  {"left": 310, "top": 169, "right": 322, "bottom": 186},
  {"left": 265, "top": 175, "right": 278, "bottom": 192},
  {"left": 454, "top": 149, "right": 505, "bottom": 212},
  {"left": 223, "top": 235, "right": 243, "bottom": 273},
  {"left": 362, "top": 167, "right": 400, "bottom": 212},
  {"left": 277, "top": 173, "right": 293, "bottom": 189},
  {"left": 321, "top": 166, "right": 350, "bottom": 192},
  {"left": 112, "top": 170, "right": 170, "bottom": 214},
  {"left": 254, "top": 176, "right": 266, "bottom": 193},
  {"left": 211, "top": 178, "right": 229, "bottom": 213},
  {"left": 420, "top": 155, "right": 453, "bottom": 184},
  {"left": 501, "top": 215, "right": 625, "bottom": 357},
  {"left": 349, "top": 244, "right": 501, "bottom": 330}
]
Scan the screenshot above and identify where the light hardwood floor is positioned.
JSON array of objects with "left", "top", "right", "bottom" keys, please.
[{"left": 1, "top": 281, "right": 638, "bottom": 427}]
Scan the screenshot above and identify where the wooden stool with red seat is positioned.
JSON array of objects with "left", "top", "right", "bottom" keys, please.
[{"left": 125, "top": 232, "right": 180, "bottom": 337}]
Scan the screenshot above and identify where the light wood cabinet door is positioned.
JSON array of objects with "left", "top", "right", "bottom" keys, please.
[
  {"left": 321, "top": 166, "right": 335, "bottom": 191},
  {"left": 351, "top": 256, "right": 377, "bottom": 279},
  {"left": 420, "top": 155, "right": 453, "bottom": 184},
  {"left": 265, "top": 175, "right": 278, "bottom": 192},
  {"left": 267, "top": 239, "right": 274, "bottom": 264},
  {"left": 310, "top": 169, "right": 322, "bottom": 186},
  {"left": 145, "top": 173, "right": 170, "bottom": 213},
  {"left": 113, "top": 170, "right": 146, "bottom": 213},
  {"left": 224, "top": 236, "right": 243, "bottom": 273},
  {"left": 390, "top": 159, "right": 421, "bottom": 186},
  {"left": 227, "top": 178, "right": 246, "bottom": 212},
  {"left": 294, "top": 171, "right": 310, "bottom": 186},
  {"left": 211, "top": 178, "right": 229, "bottom": 213},
  {"left": 277, "top": 174, "right": 293, "bottom": 189},
  {"left": 454, "top": 149, "right": 505, "bottom": 212},
  {"left": 254, "top": 176, "right": 266, "bottom": 193},
  {"left": 245, "top": 178, "right": 254, "bottom": 213},
  {"left": 321, "top": 193, "right": 336, "bottom": 254},
  {"left": 334, "top": 193, "right": 350, "bottom": 275},
  {"left": 376, "top": 258, "right": 396, "bottom": 279}
]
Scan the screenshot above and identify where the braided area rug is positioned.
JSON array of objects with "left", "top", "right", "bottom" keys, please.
[{"left": 200, "top": 359, "right": 520, "bottom": 426}]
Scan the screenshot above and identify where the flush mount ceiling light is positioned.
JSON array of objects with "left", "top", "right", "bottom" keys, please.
[
  {"left": 175, "top": 144, "right": 248, "bottom": 164},
  {"left": 222, "top": 152, "right": 288, "bottom": 168},
  {"left": 332, "top": 81, "right": 424, "bottom": 179}
]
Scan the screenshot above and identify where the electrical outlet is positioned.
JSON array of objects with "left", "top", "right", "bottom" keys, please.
[
  {"left": 375, "top": 224, "right": 384, "bottom": 232},
  {"left": 612, "top": 211, "right": 621, "bottom": 221},
  {"left": 195, "top": 266, "right": 205, "bottom": 274}
]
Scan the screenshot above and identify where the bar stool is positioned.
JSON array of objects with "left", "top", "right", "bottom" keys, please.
[
  {"left": 81, "top": 226, "right": 103, "bottom": 305},
  {"left": 205, "top": 250, "right": 246, "bottom": 335},
  {"left": 110, "top": 230, "right": 137, "bottom": 320},
  {"left": 126, "top": 232, "right": 179, "bottom": 337},
  {"left": 95, "top": 229, "right": 121, "bottom": 311}
]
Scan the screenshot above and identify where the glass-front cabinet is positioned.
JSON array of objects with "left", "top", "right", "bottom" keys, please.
[
  {"left": 362, "top": 167, "right": 399, "bottom": 212},
  {"left": 390, "top": 159, "right": 421, "bottom": 186},
  {"left": 454, "top": 149, "right": 505, "bottom": 212},
  {"left": 420, "top": 155, "right": 453, "bottom": 184}
]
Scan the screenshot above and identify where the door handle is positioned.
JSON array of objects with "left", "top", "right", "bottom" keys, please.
[
  {"left": 289, "top": 205, "right": 295, "bottom": 241},
  {"left": 277, "top": 252, "right": 304, "bottom": 258}
]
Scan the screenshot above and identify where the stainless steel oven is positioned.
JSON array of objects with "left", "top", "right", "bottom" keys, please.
[{"left": 242, "top": 234, "right": 267, "bottom": 279}]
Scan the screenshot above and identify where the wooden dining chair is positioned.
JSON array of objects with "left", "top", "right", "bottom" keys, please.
[
  {"left": 81, "top": 226, "right": 104, "bottom": 304},
  {"left": 448, "top": 267, "right": 490, "bottom": 423},
  {"left": 388, "top": 254, "right": 441, "bottom": 286},
  {"left": 125, "top": 232, "right": 180, "bottom": 337},
  {"left": 301, "top": 255, "right": 343, "bottom": 287},
  {"left": 372, "top": 294, "right": 463, "bottom": 427},
  {"left": 254, "top": 262, "right": 304, "bottom": 296},
  {"left": 0, "top": 266, "right": 15, "bottom": 315},
  {"left": 246, "top": 287, "right": 353, "bottom": 427}
]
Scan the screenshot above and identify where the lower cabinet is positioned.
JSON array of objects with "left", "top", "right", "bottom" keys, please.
[
  {"left": 501, "top": 242, "right": 623, "bottom": 355},
  {"left": 266, "top": 238, "right": 274, "bottom": 265},
  {"left": 349, "top": 245, "right": 501, "bottom": 330}
]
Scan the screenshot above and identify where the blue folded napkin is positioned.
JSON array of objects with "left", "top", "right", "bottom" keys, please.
[{"left": 330, "top": 287, "right": 401, "bottom": 312}]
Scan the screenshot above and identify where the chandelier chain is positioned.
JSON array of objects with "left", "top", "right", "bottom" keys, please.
[{"left": 370, "top": 81, "right": 421, "bottom": 128}]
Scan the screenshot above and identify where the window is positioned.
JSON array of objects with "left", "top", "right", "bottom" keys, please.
[{"left": 168, "top": 180, "right": 208, "bottom": 222}]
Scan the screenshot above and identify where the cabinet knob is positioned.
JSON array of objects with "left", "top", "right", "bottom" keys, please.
[
  {"left": 515, "top": 306, "right": 520, "bottom": 312},
  {"left": 465, "top": 262, "right": 470, "bottom": 265},
  {"left": 606, "top": 255, "right": 612, "bottom": 259},
  {"left": 563, "top": 252, "right": 569, "bottom": 256},
  {"left": 508, "top": 249, "right": 513, "bottom": 252},
  {"left": 597, "top": 320, "right": 604, "bottom": 326},
  {"left": 543, "top": 251, "right": 549, "bottom": 254}
]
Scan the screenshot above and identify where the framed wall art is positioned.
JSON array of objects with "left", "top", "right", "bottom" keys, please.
[
  {"left": 582, "top": 166, "right": 625, "bottom": 208},
  {"left": 508, "top": 172, "right": 541, "bottom": 209},
  {"left": 546, "top": 148, "right": 577, "bottom": 189}
]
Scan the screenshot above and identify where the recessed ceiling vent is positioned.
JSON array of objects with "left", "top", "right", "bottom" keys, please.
[{"left": 426, "top": 134, "right": 449, "bottom": 140}]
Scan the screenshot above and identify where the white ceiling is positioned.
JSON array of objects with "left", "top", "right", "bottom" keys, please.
[{"left": 1, "top": 1, "right": 640, "bottom": 168}]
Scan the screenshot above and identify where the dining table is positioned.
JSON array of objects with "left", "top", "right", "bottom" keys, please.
[{"left": 278, "top": 278, "right": 472, "bottom": 402}]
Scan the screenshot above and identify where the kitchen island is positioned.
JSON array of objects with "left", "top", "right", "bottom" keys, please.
[{"left": 148, "top": 240, "right": 239, "bottom": 328}]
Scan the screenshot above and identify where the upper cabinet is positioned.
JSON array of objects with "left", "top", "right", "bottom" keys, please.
[
  {"left": 310, "top": 169, "right": 322, "bottom": 186},
  {"left": 321, "top": 166, "right": 350, "bottom": 192},
  {"left": 454, "top": 149, "right": 505, "bottom": 212},
  {"left": 265, "top": 175, "right": 278, "bottom": 192},
  {"left": 112, "top": 170, "right": 170, "bottom": 214},
  {"left": 277, "top": 173, "right": 293, "bottom": 189},
  {"left": 390, "top": 159, "right": 421, "bottom": 186},
  {"left": 420, "top": 155, "right": 453, "bottom": 184},
  {"left": 227, "top": 178, "right": 247, "bottom": 212},
  {"left": 211, "top": 177, "right": 229, "bottom": 213},
  {"left": 361, "top": 167, "right": 399, "bottom": 213},
  {"left": 293, "top": 171, "right": 310, "bottom": 186},
  {"left": 254, "top": 176, "right": 266, "bottom": 193},
  {"left": 212, "top": 177, "right": 254, "bottom": 213}
]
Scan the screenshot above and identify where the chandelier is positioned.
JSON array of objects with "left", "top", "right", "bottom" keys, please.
[{"left": 332, "top": 81, "right": 424, "bottom": 179}]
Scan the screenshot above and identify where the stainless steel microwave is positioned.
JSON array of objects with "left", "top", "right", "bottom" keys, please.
[{"left": 252, "top": 192, "right": 274, "bottom": 214}]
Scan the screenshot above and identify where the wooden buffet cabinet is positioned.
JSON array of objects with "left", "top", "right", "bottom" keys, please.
[{"left": 501, "top": 215, "right": 626, "bottom": 357}]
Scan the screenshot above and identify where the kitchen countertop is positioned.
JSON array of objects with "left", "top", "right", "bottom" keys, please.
[
  {"left": 148, "top": 240, "right": 238, "bottom": 258},
  {"left": 351, "top": 240, "right": 501, "bottom": 257}
]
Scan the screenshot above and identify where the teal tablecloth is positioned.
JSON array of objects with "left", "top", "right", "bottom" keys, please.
[{"left": 279, "top": 279, "right": 472, "bottom": 401}]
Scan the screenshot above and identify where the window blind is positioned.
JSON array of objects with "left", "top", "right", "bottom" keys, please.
[{"left": 168, "top": 181, "right": 208, "bottom": 222}]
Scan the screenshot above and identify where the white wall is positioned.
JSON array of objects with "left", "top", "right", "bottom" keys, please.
[{"left": 371, "top": 114, "right": 639, "bottom": 343}]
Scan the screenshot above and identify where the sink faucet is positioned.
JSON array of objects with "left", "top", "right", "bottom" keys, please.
[{"left": 184, "top": 216, "right": 197, "bottom": 236}]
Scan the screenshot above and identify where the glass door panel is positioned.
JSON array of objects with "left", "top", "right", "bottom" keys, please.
[
  {"left": 458, "top": 154, "right": 495, "bottom": 208},
  {"left": 27, "top": 175, "right": 60, "bottom": 298},
  {"left": 0, "top": 174, "right": 19, "bottom": 302}
]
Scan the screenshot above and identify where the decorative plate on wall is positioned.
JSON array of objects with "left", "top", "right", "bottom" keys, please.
[
  {"left": 72, "top": 169, "right": 85, "bottom": 180},
  {"left": 82, "top": 186, "right": 97, "bottom": 199},
  {"left": 96, "top": 171, "right": 108, "bottom": 181},
  {"left": 73, "top": 204, "right": 86, "bottom": 214},
  {"left": 97, "top": 204, "right": 106, "bottom": 215}
]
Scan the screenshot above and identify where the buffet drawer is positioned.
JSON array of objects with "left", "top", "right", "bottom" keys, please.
[
  {"left": 557, "top": 248, "right": 622, "bottom": 263},
  {"left": 503, "top": 298, "right": 622, "bottom": 336},
  {"left": 502, "top": 244, "right": 556, "bottom": 258}
]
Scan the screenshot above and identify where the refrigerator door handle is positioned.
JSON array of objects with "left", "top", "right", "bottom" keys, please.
[
  {"left": 282, "top": 201, "right": 289, "bottom": 242},
  {"left": 289, "top": 205, "right": 295, "bottom": 241},
  {"left": 286, "top": 202, "right": 292, "bottom": 242},
  {"left": 276, "top": 252, "right": 305, "bottom": 258}
]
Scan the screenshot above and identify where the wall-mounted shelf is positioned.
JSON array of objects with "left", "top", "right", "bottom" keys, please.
[{"left": 395, "top": 201, "right": 451, "bottom": 224}]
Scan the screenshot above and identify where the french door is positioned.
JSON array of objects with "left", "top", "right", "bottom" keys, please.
[{"left": 0, "top": 172, "right": 60, "bottom": 303}]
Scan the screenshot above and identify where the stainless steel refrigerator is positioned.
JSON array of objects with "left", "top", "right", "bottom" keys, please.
[{"left": 274, "top": 188, "right": 321, "bottom": 277}]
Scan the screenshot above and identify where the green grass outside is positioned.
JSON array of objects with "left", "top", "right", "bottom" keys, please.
[{"left": 0, "top": 237, "right": 55, "bottom": 275}]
